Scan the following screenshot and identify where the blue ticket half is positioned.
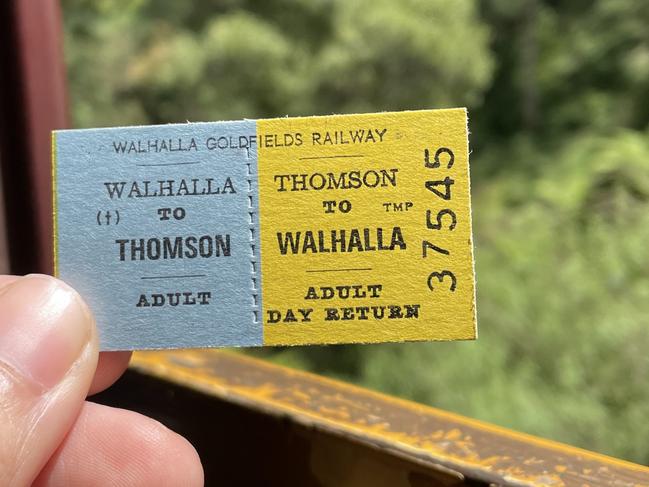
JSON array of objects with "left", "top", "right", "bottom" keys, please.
[{"left": 54, "top": 121, "right": 263, "bottom": 350}]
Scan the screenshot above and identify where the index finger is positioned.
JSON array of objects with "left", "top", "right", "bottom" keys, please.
[{"left": 88, "top": 351, "right": 132, "bottom": 395}]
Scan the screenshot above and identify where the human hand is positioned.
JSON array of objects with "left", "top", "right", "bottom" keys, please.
[{"left": 0, "top": 275, "right": 204, "bottom": 486}]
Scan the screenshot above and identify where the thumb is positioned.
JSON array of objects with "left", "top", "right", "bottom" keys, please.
[{"left": 0, "top": 275, "right": 98, "bottom": 487}]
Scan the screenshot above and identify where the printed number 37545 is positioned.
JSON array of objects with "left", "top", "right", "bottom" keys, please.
[{"left": 423, "top": 147, "right": 456, "bottom": 292}]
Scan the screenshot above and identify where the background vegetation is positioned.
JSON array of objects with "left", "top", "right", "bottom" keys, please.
[{"left": 62, "top": 0, "right": 649, "bottom": 463}]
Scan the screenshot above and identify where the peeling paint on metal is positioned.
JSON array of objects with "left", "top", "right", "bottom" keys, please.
[{"left": 131, "top": 350, "right": 649, "bottom": 487}]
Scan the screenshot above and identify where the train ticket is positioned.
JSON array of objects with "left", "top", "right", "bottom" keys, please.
[{"left": 52, "top": 109, "right": 477, "bottom": 351}]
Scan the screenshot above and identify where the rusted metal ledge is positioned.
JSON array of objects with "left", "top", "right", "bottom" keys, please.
[{"left": 123, "top": 349, "right": 649, "bottom": 487}]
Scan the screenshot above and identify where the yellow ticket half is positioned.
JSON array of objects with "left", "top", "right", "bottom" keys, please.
[{"left": 257, "top": 109, "right": 476, "bottom": 345}]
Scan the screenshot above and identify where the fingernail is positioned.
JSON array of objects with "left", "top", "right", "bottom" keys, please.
[{"left": 0, "top": 275, "right": 93, "bottom": 389}]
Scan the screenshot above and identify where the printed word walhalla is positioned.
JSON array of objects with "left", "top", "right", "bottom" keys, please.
[
  {"left": 113, "top": 138, "right": 198, "bottom": 154},
  {"left": 104, "top": 178, "right": 236, "bottom": 199},
  {"left": 115, "top": 235, "right": 231, "bottom": 261},
  {"left": 277, "top": 227, "right": 406, "bottom": 255}
]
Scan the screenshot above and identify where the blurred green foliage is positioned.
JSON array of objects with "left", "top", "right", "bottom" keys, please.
[{"left": 62, "top": 0, "right": 649, "bottom": 463}]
